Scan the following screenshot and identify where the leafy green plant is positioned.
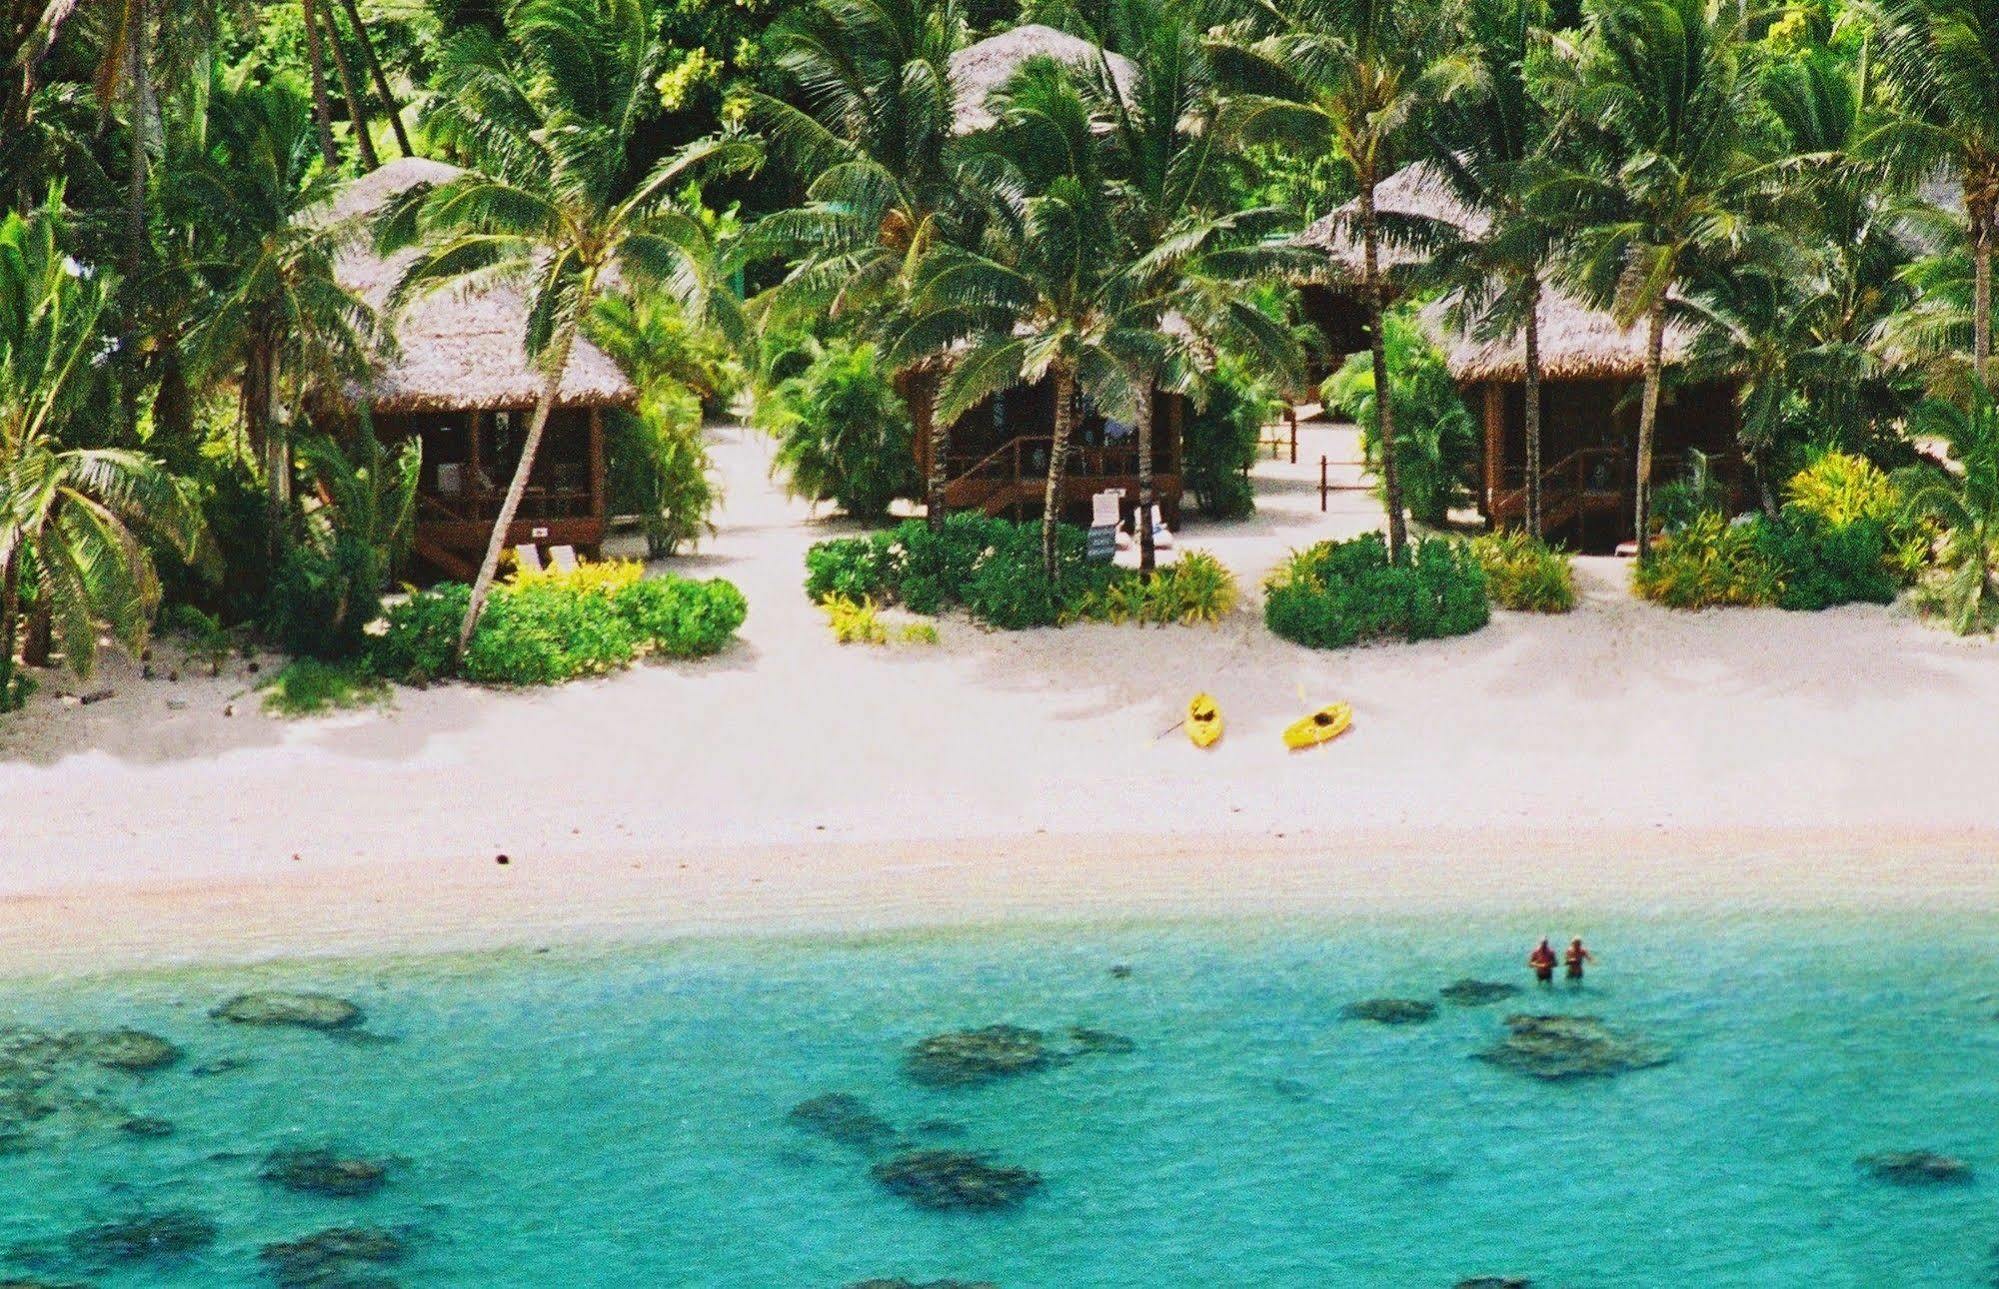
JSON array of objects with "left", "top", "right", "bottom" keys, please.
[
  {"left": 1184, "top": 360, "right": 1278, "bottom": 520},
  {"left": 1751, "top": 512, "right": 1898, "bottom": 611},
  {"left": 1632, "top": 513, "right": 1783, "bottom": 609},
  {"left": 1322, "top": 310, "right": 1478, "bottom": 526},
  {"left": 160, "top": 604, "right": 238, "bottom": 676},
  {"left": 805, "top": 533, "right": 901, "bottom": 603},
  {"left": 820, "top": 594, "right": 888, "bottom": 645},
  {"left": 1651, "top": 448, "right": 1728, "bottom": 535},
  {"left": 1264, "top": 533, "right": 1490, "bottom": 648},
  {"left": 262, "top": 431, "right": 420, "bottom": 661},
  {"left": 1785, "top": 450, "right": 1928, "bottom": 583},
  {"left": 1472, "top": 532, "right": 1577, "bottom": 613},
  {"left": 614, "top": 576, "right": 748, "bottom": 658},
  {"left": 1067, "top": 553, "right": 1240, "bottom": 626},
  {"left": 369, "top": 584, "right": 472, "bottom": 687},
  {"left": 262, "top": 658, "right": 390, "bottom": 717},
  {"left": 1897, "top": 391, "right": 1999, "bottom": 634},
  {"left": 900, "top": 622, "right": 940, "bottom": 646},
  {"left": 758, "top": 337, "right": 920, "bottom": 521},
  {"left": 462, "top": 580, "right": 640, "bottom": 685}
]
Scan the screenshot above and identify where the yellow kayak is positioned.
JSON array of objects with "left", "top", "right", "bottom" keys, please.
[
  {"left": 1187, "top": 693, "right": 1223, "bottom": 748},
  {"left": 1284, "top": 702, "right": 1352, "bottom": 750}
]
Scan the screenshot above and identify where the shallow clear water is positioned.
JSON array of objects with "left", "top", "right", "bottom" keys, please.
[{"left": 6, "top": 912, "right": 1999, "bottom": 1287}]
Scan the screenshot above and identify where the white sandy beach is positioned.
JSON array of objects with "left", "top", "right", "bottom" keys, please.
[{"left": 2, "top": 420, "right": 1996, "bottom": 973}]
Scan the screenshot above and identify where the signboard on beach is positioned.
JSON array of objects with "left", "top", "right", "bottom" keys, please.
[{"left": 1087, "top": 525, "right": 1117, "bottom": 564}]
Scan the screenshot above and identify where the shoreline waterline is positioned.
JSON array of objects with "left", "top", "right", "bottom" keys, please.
[{"left": 10, "top": 823, "right": 1997, "bottom": 977}]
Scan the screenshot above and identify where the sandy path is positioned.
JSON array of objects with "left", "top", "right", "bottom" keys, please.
[{"left": 0, "top": 421, "right": 1994, "bottom": 972}]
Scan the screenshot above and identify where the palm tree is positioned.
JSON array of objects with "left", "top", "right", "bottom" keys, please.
[
  {"left": 0, "top": 193, "right": 203, "bottom": 707},
  {"left": 335, "top": 0, "right": 414, "bottom": 158},
  {"left": 180, "top": 74, "right": 375, "bottom": 545},
  {"left": 384, "top": 0, "right": 754, "bottom": 662},
  {"left": 1084, "top": 0, "right": 1310, "bottom": 568},
  {"left": 895, "top": 58, "right": 1160, "bottom": 581},
  {"left": 1899, "top": 384, "right": 1999, "bottom": 633},
  {"left": 1533, "top": 0, "right": 1771, "bottom": 557},
  {"left": 1685, "top": 46, "right": 1914, "bottom": 500},
  {"left": 744, "top": 0, "right": 970, "bottom": 530},
  {"left": 1213, "top": 0, "right": 1470, "bottom": 560},
  {"left": 1423, "top": 0, "right": 1558, "bottom": 536},
  {"left": 1868, "top": 0, "right": 1999, "bottom": 384}
]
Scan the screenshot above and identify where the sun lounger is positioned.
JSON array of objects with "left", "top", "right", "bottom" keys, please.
[
  {"left": 548, "top": 545, "right": 580, "bottom": 573},
  {"left": 514, "top": 544, "right": 543, "bottom": 574},
  {"left": 1139, "top": 504, "right": 1174, "bottom": 550}
]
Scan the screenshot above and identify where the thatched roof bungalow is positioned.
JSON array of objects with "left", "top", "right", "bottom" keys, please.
[
  {"left": 912, "top": 30, "right": 1181, "bottom": 527},
  {"left": 330, "top": 157, "right": 634, "bottom": 579},
  {"left": 1294, "top": 162, "right": 1744, "bottom": 550},
  {"left": 947, "top": 24, "right": 1137, "bottom": 134}
]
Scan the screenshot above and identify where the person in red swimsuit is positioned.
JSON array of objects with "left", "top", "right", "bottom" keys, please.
[
  {"left": 1565, "top": 938, "right": 1594, "bottom": 983},
  {"left": 1528, "top": 938, "right": 1557, "bottom": 985}
]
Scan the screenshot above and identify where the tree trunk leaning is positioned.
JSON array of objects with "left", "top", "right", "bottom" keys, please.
[
  {"left": 1634, "top": 301, "right": 1667, "bottom": 560},
  {"left": 1135, "top": 379, "right": 1156, "bottom": 573},
  {"left": 340, "top": 0, "right": 413, "bottom": 158},
  {"left": 1523, "top": 271, "right": 1543, "bottom": 539},
  {"left": 321, "top": 0, "right": 379, "bottom": 171},
  {"left": 454, "top": 326, "right": 580, "bottom": 664},
  {"left": 1359, "top": 179, "right": 1408, "bottom": 562},
  {"left": 1042, "top": 364, "right": 1077, "bottom": 584},
  {"left": 302, "top": 0, "right": 341, "bottom": 170}
]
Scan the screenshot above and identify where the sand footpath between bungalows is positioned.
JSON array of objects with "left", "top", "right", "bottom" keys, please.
[{"left": 1, "top": 423, "right": 1994, "bottom": 976}]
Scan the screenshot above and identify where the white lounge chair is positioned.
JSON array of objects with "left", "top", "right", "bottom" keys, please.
[
  {"left": 548, "top": 544, "right": 580, "bottom": 573},
  {"left": 1139, "top": 504, "right": 1174, "bottom": 550},
  {"left": 514, "top": 544, "right": 543, "bottom": 574}
]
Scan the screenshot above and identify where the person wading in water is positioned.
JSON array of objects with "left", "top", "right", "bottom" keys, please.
[
  {"left": 1528, "top": 938, "right": 1557, "bottom": 986},
  {"left": 1565, "top": 938, "right": 1594, "bottom": 984}
]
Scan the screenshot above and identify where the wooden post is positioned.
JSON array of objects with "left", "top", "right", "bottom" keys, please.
[
  {"left": 1482, "top": 382, "right": 1504, "bottom": 521},
  {"left": 1320, "top": 455, "right": 1329, "bottom": 512},
  {"left": 1287, "top": 405, "right": 1299, "bottom": 464},
  {"left": 588, "top": 405, "right": 606, "bottom": 545},
  {"left": 467, "top": 408, "right": 482, "bottom": 516}
]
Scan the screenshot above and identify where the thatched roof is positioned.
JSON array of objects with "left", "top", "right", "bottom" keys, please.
[
  {"left": 329, "top": 157, "right": 635, "bottom": 415},
  {"left": 1294, "top": 161, "right": 1488, "bottom": 274},
  {"left": 948, "top": 24, "right": 1137, "bottom": 134},
  {"left": 1297, "top": 161, "right": 1695, "bottom": 384}
]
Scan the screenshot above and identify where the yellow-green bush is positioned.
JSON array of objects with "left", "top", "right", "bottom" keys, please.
[
  {"left": 1631, "top": 513, "right": 1782, "bottom": 608},
  {"left": 821, "top": 594, "right": 888, "bottom": 645},
  {"left": 1065, "top": 552, "right": 1239, "bottom": 626},
  {"left": 1471, "top": 531, "right": 1576, "bottom": 613}
]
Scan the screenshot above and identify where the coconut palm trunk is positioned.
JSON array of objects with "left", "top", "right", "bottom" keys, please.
[
  {"left": 1134, "top": 379, "right": 1156, "bottom": 572},
  {"left": 1975, "top": 205, "right": 1993, "bottom": 388},
  {"left": 0, "top": 550, "right": 19, "bottom": 709},
  {"left": 1042, "top": 363, "right": 1077, "bottom": 583},
  {"left": 1523, "top": 271, "right": 1543, "bottom": 539},
  {"left": 339, "top": 0, "right": 413, "bottom": 158},
  {"left": 123, "top": 0, "right": 150, "bottom": 273},
  {"left": 1634, "top": 299, "right": 1667, "bottom": 559},
  {"left": 320, "top": 1, "right": 379, "bottom": 171},
  {"left": 454, "top": 325, "right": 580, "bottom": 663},
  {"left": 301, "top": 0, "right": 340, "bottom": 169},
  {"left": 1358, "top": 178, "right": 1408, "bottom": 561}
]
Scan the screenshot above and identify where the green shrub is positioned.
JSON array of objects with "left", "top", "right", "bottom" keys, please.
[
  {"left": 160, "top": 603, "right": 238, "bottom": 675},
  {"left": 1265, "top": 533, "right": 1489, "bottom": 648},
  {"left": 366, "top": 571, "right": 746, "bottom": 686},
  {"left": 820, "top": 594, "right": 888, "bottom": 644},
  {"left": 615, "top": 575, "right": 748, "bottom": 657},
  {"left": 262, "top": 658, "right": 390, "bottom": 717},
  {"left": 1067, "top": 552, "right": 1240, "bottom": 626},
  {"left": 1785, "top": 450, "right": 1900, "bottom": 528},
  {"left": 1632, "top": 513, "right": 1782, "bottom": 608},
  {"left": 804, "top": 532, "right": 900, "bottom": 602},
  {"left": 369, "top": 583, "right": 471, "bottom": 686},
  {"left": 1472, "top": 531, "right": 1577, "bottom": 613},
  {"left": 463, "top": 579, "right": 640, "bottom": 685},
  {"left": 1323, "top": 310, "right": 1478, "bottom": 525},
  {"left": 1184, "top": 359, "right": 1276, "bottom": 520},
  {"left": 963, "top": 524, "right": 1076, "bottom": 629},
  {"left": 758, "top": 337, "right": 920, "bottom": 521},
  {"left": 262, "top": 535, "right": 385, "bottom": 660},
  {"left": 1752, "top": 512, "right": 1898, "bottom": 611}
]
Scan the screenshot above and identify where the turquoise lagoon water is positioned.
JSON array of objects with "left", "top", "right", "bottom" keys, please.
[{"left": 7, "top": 913, "right": 1999, "bottom": 1286}]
